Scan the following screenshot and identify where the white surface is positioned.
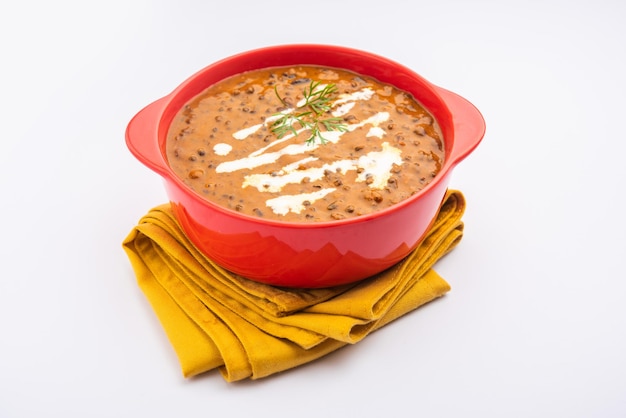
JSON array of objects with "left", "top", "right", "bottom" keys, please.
[{"left": 1, "top": 1, "right": 625, "bottom": 416}]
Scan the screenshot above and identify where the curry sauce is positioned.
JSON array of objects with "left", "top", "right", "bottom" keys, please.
[{"left": 166, "top": 66, "right": 444, "bottom": 222}]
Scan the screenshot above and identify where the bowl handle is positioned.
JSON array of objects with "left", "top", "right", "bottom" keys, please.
[
  {"left": 125, "top": 97, "right": 170, "bottom": 177},
  {"left": 435, "top": 87, "right": 486, "bottom": 166}
]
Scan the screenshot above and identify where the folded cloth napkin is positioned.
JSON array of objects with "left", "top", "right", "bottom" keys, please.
[{"left": 122, "top": 189, "right": 465, "bottom": 382}]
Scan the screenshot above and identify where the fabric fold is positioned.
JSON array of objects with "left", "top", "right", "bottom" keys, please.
[{"left": 122, "top": 189, "right": 466, "bottom": 381}]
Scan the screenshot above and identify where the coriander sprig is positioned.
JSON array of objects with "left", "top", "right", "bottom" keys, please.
[{"left": 271, "top": 81, "right": 348, "bottom": 145}]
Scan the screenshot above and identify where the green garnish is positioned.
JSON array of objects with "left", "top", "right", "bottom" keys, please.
[{"left": 271, "top": 81, "right": 348, "bottom": 145}]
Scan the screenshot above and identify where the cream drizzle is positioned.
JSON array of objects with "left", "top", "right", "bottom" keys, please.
[
  {"left": 231, "top": 114, "right": 283, "bottom": 140},
  {"left": 243, "top": 159, "right": 354, "bottom": 193},
  {"left": 266, "top": 188, "right": 336, "bottom": 215},
  {"left": 332, "top": 102, "right": 355, "bottom": 117},
  {"left": 356, "top": 142, "right": 403, "bottom": 189},
  {"left": 332, "top": 88, "right": 374, "bottom": 106},
  {"left": 231, "top": 124, "right": 262, "bottom": 140},
  {"left": 217, "top": 84, "right": 401, "bottom": 216},
  {"left": 366, "top": 126, "right": 386, "bottom": 139},
  {"left": 216, "top": 112, "right": 390, "bottom": 174},
  {"left": 243, "top": 141, "right": 401, "bottom": 194},
  {"left": 213, "top": 143, "right": 233, "bottom": 156}
]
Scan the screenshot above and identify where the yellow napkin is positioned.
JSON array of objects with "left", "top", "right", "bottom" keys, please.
[{"left": 122, "top": 189, "right": 465, "bottom": 382}]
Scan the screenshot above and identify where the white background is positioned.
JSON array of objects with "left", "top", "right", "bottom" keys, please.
[{"left": 1, "top": 1, "right": 625, "bottom": 416}]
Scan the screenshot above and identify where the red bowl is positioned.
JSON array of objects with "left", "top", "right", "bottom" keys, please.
[{"left": 126, "top": 44, "right": 485, "bottom": 288}]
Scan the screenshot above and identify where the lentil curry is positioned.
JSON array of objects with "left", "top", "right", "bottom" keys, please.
[{"left": 166, "top": 66, "right": 445, "bottom": 222}]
